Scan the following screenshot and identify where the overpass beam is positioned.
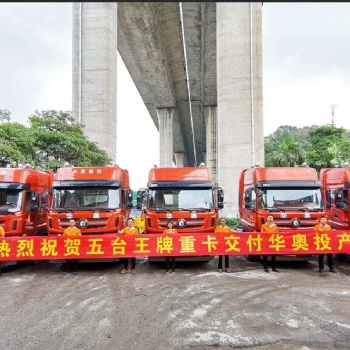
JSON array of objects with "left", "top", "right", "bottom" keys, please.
[
  {"left": 157, "top": 108, "right": 175, "bottom": 167},
  {"left": 72, "top": 3, "right": 118, "bottom": 161},
  {"left": 204, "top": 106, "right": 218, "bottom": 186},
  {"left": 217, "top": 2, "right": 263, "bottom": 217}
]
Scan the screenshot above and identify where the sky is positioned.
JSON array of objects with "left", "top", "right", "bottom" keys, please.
[{"left": 1, "top": 3, "right": 350, "bottom": 188}]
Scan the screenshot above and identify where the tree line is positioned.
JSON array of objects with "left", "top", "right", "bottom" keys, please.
[
  {"left": 1, "top": 108, "right": 349, "bottom": 172},
  {"left": 265, "top": 125, "right": 350, "bottom": 171},
  {"left": 0, "top": 109, "right": 110, "bottom": 170}
]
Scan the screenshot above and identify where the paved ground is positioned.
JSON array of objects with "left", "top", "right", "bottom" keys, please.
[{"left": 1, "top": 255, "right": 350, "bottom": 350}]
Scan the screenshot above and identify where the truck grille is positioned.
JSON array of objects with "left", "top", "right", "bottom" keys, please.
[
  {"left": 158, "top": 218, "right": 205, "bottom": 229},
  {"left": 59, "top": 218, "right": 108, "bottom": 229},
  {"left": 274, "top": 218, "right": 319, "bottom": 229}
]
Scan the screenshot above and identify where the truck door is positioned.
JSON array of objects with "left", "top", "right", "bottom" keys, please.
[
  {"left": 332, "top": 189, "right": 348, "bottom": 228},
  {"left": 242, "top": 188, "right": 256, "bottom": 230}
]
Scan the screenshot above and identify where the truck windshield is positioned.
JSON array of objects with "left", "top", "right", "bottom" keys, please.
[
  {"left": 259, "top": 187, "right": 324, "bottom": 210},
  {"left": 148, "top": 188, "right": 214, "bottom": 210},
  {"left": 52, "top": 187, "right": 120, "bottom": 210},
  {"left": 0, "top": 189, "right": 23, "bottom": 213}
]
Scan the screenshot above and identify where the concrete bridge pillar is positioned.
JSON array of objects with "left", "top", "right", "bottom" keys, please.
[
  {"left": 157, "top": 108, "right": 175, "bottom": 167},
  {"left": 72, "top": 3, "right": 118, "bottom": 161},
  {"left": 204, "top": 106, "right": 218, "bottom": 186},
  {"left": 217, "top": 2, "right": 263, "bottom": 217},
  {"left": 174, "top": 152, "right": 185, "bottom": 167}
]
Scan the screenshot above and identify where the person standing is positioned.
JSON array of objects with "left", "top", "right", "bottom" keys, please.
[
  {"left": 314, "top": 217, "right": 336, "bottom": 273},
  {"left": 61, "top": 219, "right": 82, "bottom": 275},
  {"left": 163, "top": 221, "right": 178, "bottom": 273},
  {"left": 120, "top": 218, "right": 139, "bottom": 274},
  {"left": 215, "top": 217, "right": 232, "bottom": 272},
  {"left": 261, "top": 215, "right": 279, "bottom": 273},
  {"left": 0, "top": 226, "right": 4, "bottom": 276}
]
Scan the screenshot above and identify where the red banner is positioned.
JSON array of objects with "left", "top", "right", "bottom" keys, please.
[{"left": 1, "top": 230, "right": 350, "bottom": 261}]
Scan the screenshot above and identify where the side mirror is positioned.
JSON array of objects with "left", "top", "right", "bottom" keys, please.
[
  {"left": 244, "top": 188, "right": 252, "bottom": 202},
  {"left": 126, "top": 190, "right": 133, "bottom": 209},
  {"left": 137, "top": 189, "right": 147, "bottom": 210},
  {"left": 217, "top": 188, "right": 224, "bottom": 209},
  {"left": 31, "top": 193, "right": 39, "bottom": 211},
  {"left": 326, "top": 189, "right": 331, "bottom": 204},
  {"left": 244, "top": 202, "right": 252, "bottom": 209}
]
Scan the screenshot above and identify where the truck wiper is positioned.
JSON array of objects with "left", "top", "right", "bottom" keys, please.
[
  {"left": 185, "top": 207, "right": 210, "bottom": 212},
  {"left": 154, "top": 207, "right": 169, "bottom": 212},
  {"left": 268, "top": 207, "right": 285, "bottom": 212}
]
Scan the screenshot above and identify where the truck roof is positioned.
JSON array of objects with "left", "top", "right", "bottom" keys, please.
[
  {"left": 55, "top": 167, "right": 130, "bottom": 187},
  {"left": 148, "top": 167, "right": 212, "bottom": 182},
  {"left": 242, "top": 167, "right": 319, "bottom": 183},
  {"left": 320, "top": 168, "right": 350, "bottom": 187},
  {"left": 0, "top": 168, "right": 53, "bottom": 189}
]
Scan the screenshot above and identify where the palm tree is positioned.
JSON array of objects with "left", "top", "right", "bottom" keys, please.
[{"left": 267, "top": 137, "right": 305, "bottom": 167}]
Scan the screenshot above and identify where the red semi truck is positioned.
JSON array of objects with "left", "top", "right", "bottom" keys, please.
[
  {"left": 0, "top": 167, "right": 53, "bottom": 237},
  {"left": 239, "top": 167, "right": 326, "bottom": 260},
  {"left": 137, "top": 167, "right": 224, "bottom": 261},
  {"left": 320, "top": 167, "right": 350, "bottom": 261},
  {"left": 48, "top": 167, "right": 133, "bottom": 235}
]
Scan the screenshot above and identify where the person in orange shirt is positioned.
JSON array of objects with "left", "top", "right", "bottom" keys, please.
[
  {"left": 215, "top": 217, "right": 232, "bottom": 272},
  {"left": 0, "top": 226, "right": 4, "bottom": 276},
  {"left": 314, "top": 216, "right": 336, "bottom": 273},
  {"left": 261, "top": 214, "right": 279, "bottom": 273},
  {"left": 61, "top": 219, "right": 82, "bottom": 275},
  {"left": 120, "top": 218, "right": 139, "bottom": 274},
  {"left": 163, "top": 220, "right": 178, "bottom": 273}
]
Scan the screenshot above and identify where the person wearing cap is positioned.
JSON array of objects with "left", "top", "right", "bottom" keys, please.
[
  {"left": 198, "top": 162, "right": 205, "bottom": 168},
  {"left": 261, "top": 215, "right": 279, "bottom": 273},
  {"left": 343, "top": 162, "right": 350, "bottom": 168},
  {"left": 314, "top": 217, "right": 336, "bottom": 273},
  {"left": 120, "top": 218, "right": 139, "bottom": 274},
  {"left": 215, "top": 217, "right": 232, "bottom": 272}
]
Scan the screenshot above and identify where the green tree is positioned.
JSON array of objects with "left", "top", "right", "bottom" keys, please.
[
  {"left": 29, "top": 110, "right": 110, "bottom": 169},
  {"left": 265, "top": 136, "right": 305, "bottom": 167},
  {"left": 0, "top": 122, "right": 35, "bottom": 167},
  {"left": 306, "top": 126, "right": 350, "bottom": 170},
  {"left": 0, "top": 108, "right": 11, "bottom": 122}
]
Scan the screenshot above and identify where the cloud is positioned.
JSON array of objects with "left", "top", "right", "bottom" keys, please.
[{"left": 263, "top": 3, "right": 350, "bottom": 135}]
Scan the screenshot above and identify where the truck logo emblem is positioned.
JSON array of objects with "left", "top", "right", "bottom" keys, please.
[
  {"left": 78, "top": 219, "right": 88, "bottom": 228},
  {"left": 291, "top": 218, "right": 301, "bottom": 227},
  {"left": 177, "top": 219, "right": 186, "bottom": 228}
]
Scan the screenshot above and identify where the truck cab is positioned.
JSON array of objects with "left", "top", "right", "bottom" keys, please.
[
  {"left": 320, "top": 167, "right": 350, "bottom": 261},
  {"left": 137, "top": 167, "right": 224, "bottom": 262},
  {"left": 137, "top": 167, "right": 224, "bottom": 234},
  {"left": 48, "top": 167, "right": 133, "bottom": 235},
  {"left": 0, "top": 168, "right": 53, "bottom": 237},
  {"left": 239, "top": 167, "right": 326, "bottom": 261}
]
